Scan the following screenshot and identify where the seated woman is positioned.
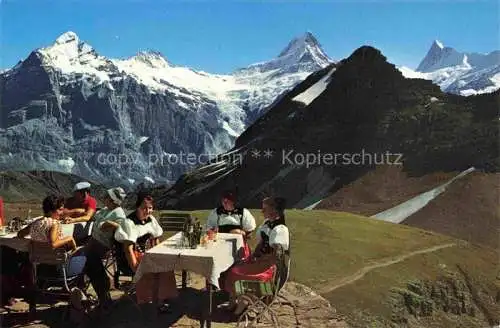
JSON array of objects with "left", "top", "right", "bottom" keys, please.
[
  {"left": 113, "top": 193, "right": 178, "bottom": 310},
  {"left": 221, "top": 196, "right": 290, "bottom": 315},
  {"left": 17, "top": 195, "right": 86, "bottom": 278},
  {"left": 206, "top": 190, "right": 256, "bottom": 259}
]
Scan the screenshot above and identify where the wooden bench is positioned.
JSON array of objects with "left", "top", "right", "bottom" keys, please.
[
  {"left": 158, "top": 212, "right": 192, "bottom": 232},
  {"left": 158, "top": 212, "right": 193, "bottom": 288}
]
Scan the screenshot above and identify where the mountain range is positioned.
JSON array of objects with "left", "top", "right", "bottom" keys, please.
[
  {"left": 0, "top": 31, "right": 332, "bottom": 186},
  {"left": 152, "top": 46, "right": 498, "bottom": 210},
  {"left": 400, "top": 40, "right": 500, "bottom": 96},
  {"left": 0, "top": 32, "right": 498, "bottom": 187}
]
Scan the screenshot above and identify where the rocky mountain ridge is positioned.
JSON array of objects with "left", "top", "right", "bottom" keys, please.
[
  {"left": 152, "top": 46, "right": 498, "bottom": 210},
  {"left": 0, "top": 31, "right": 332, "bottom": 186}
]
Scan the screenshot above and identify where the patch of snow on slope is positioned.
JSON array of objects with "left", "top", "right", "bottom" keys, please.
[
  {"left": 222, "top": 121, "right": 240, "bottom": 138},
  {"left": 398, "top": 66, "right": 430, "bottom": 79},
  {"left": 57, "top": 157, "right": 75, "bottom": 172},
  {"left": 292, "top": 67, "right": 336, "bottom": 105},
  {"left": 371, "top": 167, "right": 475, "bottom": 224}
]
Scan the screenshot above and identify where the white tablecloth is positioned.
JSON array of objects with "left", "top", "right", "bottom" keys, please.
[
  {"left": 134, "top": 232, "right": 244, "bottom": 289},
  {"left": 0, "top": 222, "right": 89, "bottom": 252}
]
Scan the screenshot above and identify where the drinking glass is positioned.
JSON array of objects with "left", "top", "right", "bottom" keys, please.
[
  {"left": 213, "top": 227, "right": 218, "bottom": 242},
  {"left": 207, "top": 229, "right": 214, "bottom": 241}
]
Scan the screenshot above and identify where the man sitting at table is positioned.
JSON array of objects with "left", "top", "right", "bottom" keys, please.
[
  {"left": 206, "top": 190, "right": 256, "bottom": 260},
  {"left": 62, "top": 182, "right": 97, "bottom": 224},
  {"left": 83, "top": 187, "right": 127, "bottom": 309}
]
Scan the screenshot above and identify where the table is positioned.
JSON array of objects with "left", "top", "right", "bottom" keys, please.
[
  {"left": 0, "top": 222, "right": 90, "bottom": 252},
  {"left": 134, "top": 232, "right": 244, "bottom": 327}
]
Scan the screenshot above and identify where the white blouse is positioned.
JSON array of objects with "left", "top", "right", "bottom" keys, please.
[
  {"left": 114, "top": 215, "right": 163, "bottom": 244},
  {"left": 256, "top": 220, "right": 290, "bottom": 251},
  {"left": 206, "top": 208, "right": 256, "bottom": 232}
]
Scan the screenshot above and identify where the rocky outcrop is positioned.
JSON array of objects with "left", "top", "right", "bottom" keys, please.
[
  {"left": 275, "top": 282, "right": 348, "bottom": 327},
  {"left": 390, "top": 271, "right": 500, "bottom": 327},
  {"left": 0, "top": 170, "right": 107, "bottom": 203},
  {"left": 0, "top": 55, "right": 226, "bottom": 186}
]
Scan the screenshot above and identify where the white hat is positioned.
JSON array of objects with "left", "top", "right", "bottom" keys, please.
[
  {"left": 73, "top": 181, "right": 91, "bottom": 192},
  {"left": 106, "top": 187, "right": 127, "bottom": 205}
]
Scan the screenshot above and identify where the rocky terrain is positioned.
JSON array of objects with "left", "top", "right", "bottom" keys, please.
[
  {"left": 0, "top": 170, "right": 107, "bottom": 205},
  {"left": 0, "top": 278, "right": 348, "bottom": 328},
  {"left": 390, "top": 269, "right": 500, "bottom": 328},
  {"left": 0, "top": 32, "right": 331, "bottom": 186},
  {"left": 1, "top": 34, "right": 498, "bottom": 188},
  {"left": 151, "top": 46, "right": 498, "bottom": 210}
]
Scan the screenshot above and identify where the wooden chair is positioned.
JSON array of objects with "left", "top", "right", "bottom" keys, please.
[
  {"left": 158, "top": 212, "right": 193, "bottom": 288},
  {"left": 235, "top": 244, "right": 292, "bottom": 328},
  {"left": 110, "top": 240, "right": 142, "bottom": 313}
]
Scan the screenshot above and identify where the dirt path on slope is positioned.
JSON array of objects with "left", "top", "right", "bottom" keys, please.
[{"left": 319, "top": 243, "right": 456, "bottom": 294}]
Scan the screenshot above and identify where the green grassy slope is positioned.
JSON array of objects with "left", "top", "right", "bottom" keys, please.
[{"left": 159, "top": 208, "right": 499, "bottom": 328}]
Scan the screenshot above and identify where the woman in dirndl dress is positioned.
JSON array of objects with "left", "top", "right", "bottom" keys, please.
[{"left": 221, "top": 196, "right": 290, "bottom": 315}]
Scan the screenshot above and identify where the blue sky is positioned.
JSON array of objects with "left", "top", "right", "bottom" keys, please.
[{"left": 1, "top": 0, "right": 498, "bottom": 73}]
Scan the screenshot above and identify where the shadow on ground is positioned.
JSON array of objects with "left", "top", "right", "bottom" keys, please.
[{"left": 1, "top": 287, "right": 237, "bottom": 328}]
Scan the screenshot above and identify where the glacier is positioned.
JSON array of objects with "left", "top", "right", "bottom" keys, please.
[{"left": 0, "top": 31, "right": 333, "bottom": 186}]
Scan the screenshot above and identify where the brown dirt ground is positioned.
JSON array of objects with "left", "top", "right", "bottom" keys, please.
[
  {"left": 315, "top": 165, "right": 455, "bottom": 215},
  {"left": 0, "top": 275, "right": 347, "bottom": 328}
]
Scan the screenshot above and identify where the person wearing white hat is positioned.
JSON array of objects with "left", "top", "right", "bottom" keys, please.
[
  {"left": 84, "top": 187, "right": 127, "bottom": 307},
  {"left": 62, "top": 181, "right": 97, "bottom": 224}
]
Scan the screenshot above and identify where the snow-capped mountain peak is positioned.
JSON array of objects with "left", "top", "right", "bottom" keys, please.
[
  {"left": 235, "top": 32, "right": 332, "bottom": 77},
  {"left": 279, "top": 32, "right": 322, "bottom": 56},
  {"left": 401, "top": 40, "right": 499, "bottom": 96},
  {"left": 416, "top": 40, "right": 464, "bottom": 72},
  {"left": 55, "top": 31, "right": 79, "bottom": 45},
  {"left": 131, "top": 50, "right": 170, "bottom": 68},
  {"left": 433, "top": 39, "right": 444, "bottom": 50},
  {"left": 277, "top": 31, "right": 331, "bottom": 69},
  {"left": 35, "top": 31, "right": 111, "bottom": 83},
  {"left": 42, "top": 31, "right": 96, "bottom": 61}
]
